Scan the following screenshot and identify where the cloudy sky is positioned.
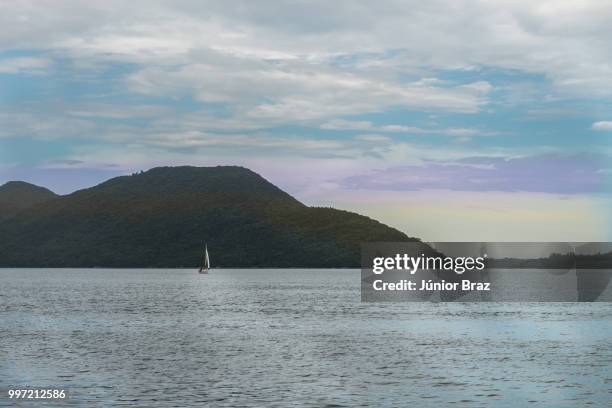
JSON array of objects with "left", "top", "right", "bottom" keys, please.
[{"left": 1, "top": 0, "right": 611, "bottom": 240}]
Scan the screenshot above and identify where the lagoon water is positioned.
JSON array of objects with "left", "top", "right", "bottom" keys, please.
[{"left": 1, "top": 269, "right": 612, "bottom": 407}]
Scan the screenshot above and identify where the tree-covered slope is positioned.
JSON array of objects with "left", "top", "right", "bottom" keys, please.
[
  {"left": 0, "top": 181, "right": 58, "bottom": 221},
  {"left": 0, "top": 166, "right": 416, "bottom": 267}
]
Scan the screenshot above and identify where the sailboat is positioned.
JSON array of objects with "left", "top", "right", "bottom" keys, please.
[{"left": 199, "top": 243, "right": 210, "bottom": 274}]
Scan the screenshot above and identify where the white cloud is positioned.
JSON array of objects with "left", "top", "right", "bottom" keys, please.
[
  {"left": 592, "top": 121, "right": 612, "bottom": 131},
  {"left": 2, "top": 1, "right": 611, "bottom": 96},
  {"left": 126, "top": 61, "right": 490, "bottom": 124},
  {"left": 0, "top": 0, "right": 608, "bottom": 169},
  {"left": 321, "top": 119, "right": 376, "bottom": 131},
  {"left": 321, "top": 119, "right": 497, "bottom": 137},
  {"left": 354, "top": 134, "right": 392, "bottom": 143},
  {"left": 0, "top": 112, "right": 95, "bottom": 139},
  {"left": 144, "top": 131, "right": 348, "bottom": 152},
  {"left": 67, "top": 104, "right": 172, "bottom": 120},
  {"left": 4, "top": 1, "right": 612, "bottom": 124},
  {"left": 0, "top": 57, "right": 51, "bottom": 74}
]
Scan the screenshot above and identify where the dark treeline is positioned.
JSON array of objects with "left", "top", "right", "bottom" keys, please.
[{"left": 486, "top": 252, "right": 612, "bottom": 269}]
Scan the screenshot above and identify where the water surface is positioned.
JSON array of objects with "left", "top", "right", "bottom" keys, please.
[{"left": 1, "top": 269, "right": 612, "bottom": 407}]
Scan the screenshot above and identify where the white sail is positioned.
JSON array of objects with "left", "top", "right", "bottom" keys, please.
[{"left": 199, "top": 243, "right": 210, "bottom": 273}]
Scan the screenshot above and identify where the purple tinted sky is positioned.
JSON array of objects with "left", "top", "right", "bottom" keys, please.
[
  {"left": 342, "top": 154, "right": 610, "bottom": 194},
  {"left": 0, "top": 166, "right": 126, "bottom": 195}
]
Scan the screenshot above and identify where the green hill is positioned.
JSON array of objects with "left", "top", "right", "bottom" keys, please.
[
  {"left": 0, "top": 166, "right": 417, "bottom": 267},
  {"left": 0, "top": 181, "right": 58, "bottom": 221}
]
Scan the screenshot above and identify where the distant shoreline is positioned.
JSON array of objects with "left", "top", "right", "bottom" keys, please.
[{"left": 0, "top": 267, "right": 361, "bottom": 270}]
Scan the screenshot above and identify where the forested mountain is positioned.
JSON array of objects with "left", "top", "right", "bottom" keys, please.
[
  {"left": 0, "top": 166, "right": 416, "bottom": 267},
  {"left": 0, "top": 181, "right": 58, "bottom": 221}
]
